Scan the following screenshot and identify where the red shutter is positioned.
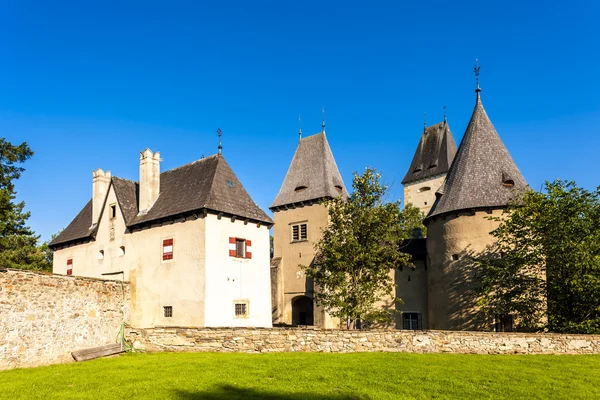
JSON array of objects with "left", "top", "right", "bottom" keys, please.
[
  {"left": 67, "top": 259, "right": 73, "bottom": 275},
  {"left": 245, "top": 240, "right": 252, "bottom": 259},
  {"left": 163, "top": 239, "right": 174, "bottom": 260},
  {"left": 229, "top": 237, "right": 236, "bottom": 257}
]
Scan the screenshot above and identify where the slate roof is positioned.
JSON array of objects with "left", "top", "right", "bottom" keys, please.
[
  {"left": 270, "top": 132, "right": 348, "bottom": 210},
  {"left": 402, "top": 122, "right": 457, "bottom": 185},
  {"left": 50, "top": 154, "right": 273, "bottom": 248},
  {"left": 426, "top": 90, "right": 528, "bottom": 220}
]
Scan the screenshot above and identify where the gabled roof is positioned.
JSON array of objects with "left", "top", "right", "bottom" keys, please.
[
  {"left": 426, "top": 90, "right": 527, "bottom": 220},
  {"left": 50, "top": 154, "right": 272, "bottom": 248},
  {"left": 270, "top": 132, "right": 348, "bottom": 210},
  {"left": 402, "top": 122, "right": 457, "bottom": 185}
]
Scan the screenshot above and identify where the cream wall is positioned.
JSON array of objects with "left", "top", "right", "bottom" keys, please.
[
  {"left": 426, "top": 209, "right": 503, "bottom": 331},
  {"left": 203, "top": 214, "right": 272, "bottom": 328},
  {"left": 395, "top": 259, "right": 428, "bottom": 329},
  {"left": 403, "top": 175, "right": 446, "bottom": 215},
  {"left": 272, "top": 203, "right": 338, "bottom": 328}
]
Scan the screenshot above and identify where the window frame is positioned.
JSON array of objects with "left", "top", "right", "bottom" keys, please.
[
  {"left": 402, "top": 312, "right": 422, "bottom": 330},
  {"left": 109, "top": 203, "right": 117, "bottom": 220},
  {"left": 291, "top": 222, "right": 308, "bottom": 242},
  {"left": 233, "top": 300, "right": 249, "bottom": 318},
  {"left": 163, "top": 306, "right": 173, "bottom": 318},
  {"left": 162, "top": 238, "right": 174, "bottom": 261}
]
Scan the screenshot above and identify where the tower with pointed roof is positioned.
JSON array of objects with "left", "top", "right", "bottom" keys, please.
[
  {"left": 423, "top": 66, "right": 528, "bottom": 330},
  {"left": 270, "top": 129, "right": 348, "bottom": 328},
  {"left": 402, "top": 120, "right": 457, "bottom": 215}
]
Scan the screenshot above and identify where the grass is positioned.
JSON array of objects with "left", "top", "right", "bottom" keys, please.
[{"left": 1, "top": 352, "right": 599, "bottom": 399}]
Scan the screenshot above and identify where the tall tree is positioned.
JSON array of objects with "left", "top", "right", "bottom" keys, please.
[
  {"left": 398, "top": 203, "right": 427, "bottom": 239},
  {"left": 0, "top": 139, "right": 50, "bottom": 271},
  {"left": 303, "top": 168, "right": 412, "bottom": 328},
  {"left": 475, "top": 180, "right": 600, "bottom": 333}
]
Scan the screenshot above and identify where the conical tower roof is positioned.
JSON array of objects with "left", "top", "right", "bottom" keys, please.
[
  {"left": 402, "top": 121, "right": 457, "bottom": 185},
  {"left": 270, "top": 132, "right": 348, "bottom": 210},
  {"left": 426, "top": 90, "right": 527, "bottom": 219}
]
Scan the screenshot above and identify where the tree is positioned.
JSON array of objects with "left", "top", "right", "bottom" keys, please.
[
  {"left": 0, "top": 139, "right": 50, "bottom": 271},
  {"left": 398, "top": 203, "right": 427, "bottom": 239},
  {"left": 475, "top": 180, "right": 600, "bottom": 333},
  {"left": 302, "top": 167, "right": 412, "bottom": 328}
]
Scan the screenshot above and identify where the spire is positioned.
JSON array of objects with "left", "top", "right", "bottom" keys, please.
[
  {"left": 474, "top": 58, "right": 481, "bottom": 99},
  {"left": 217, "top": 128, "right": 223, "bottom": 155},
  {"left": 321, "top": 107, "right": 326, "bottom": 133},
  {"left": 425, "top": 74, "right": 528, "bottom": 220},
  {"left": 298, "top": 115, "right": 302, "bottom": 142}
]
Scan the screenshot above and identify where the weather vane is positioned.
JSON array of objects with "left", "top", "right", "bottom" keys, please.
[
  {"left": 298, "top": 115, "right": 302, "bottom": 141},
  {"left": 321, "top": 107, "right": 326, "bottom": 133},
  {"left": 443, "top": 105, "right": 447, "bottom": 123},
  {"left": 423, "top": 112, "right": 427, "bottom": 132},
  {"left": 217, "top": 128, "right": 223, "bottom": 155},
  {"left": 474, "top": 58, "right": 481, "bottom": 90}
]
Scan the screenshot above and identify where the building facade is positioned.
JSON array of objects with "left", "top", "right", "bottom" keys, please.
[{"left": 50, "top": 150, "right": 274, "bottom": 329}]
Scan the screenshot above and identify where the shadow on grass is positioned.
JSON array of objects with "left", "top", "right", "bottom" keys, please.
[{"left": 174, "top": 384, "right": 360, "bottom": 399}]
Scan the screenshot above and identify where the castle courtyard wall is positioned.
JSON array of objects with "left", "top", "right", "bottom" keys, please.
[{"left": 0, "top": 269, "right": 130, "bottom": 371}]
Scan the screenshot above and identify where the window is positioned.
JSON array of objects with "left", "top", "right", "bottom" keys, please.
[
  {"left": 98, "top": 250, "right": 104, "bottom": 260},
  {"left": 234, "top": 302, "right": 248, "bottom": 318},
  {"left": 110, "top": 204, "right": 117, "bottom": 219},
  {"left": 226, "top": 180, "right": 236, "bottom": 187},
  {"left": 291, "top": 223, "right": 307, "bottom": 242},
  {"left": 67, "top": 259, "right": 73, "bottom": 276},
  {"left": 163, "top": 306, "right": 173, "bottom": 318},
  {"left": 494, "top": 314, "right": 514, "bottom": 332},
  {"left": 452, "top": 254, "right": 459, "bottom": 261},
  {"left": 294, "top": 185, "right": 308, "bottom": 192},
  {"left": 403, "top": 313, "right": 422, "bottom": 330},
  {"left": 162, "top": 239, "right": 174, "bottom": 260},
  {"left": 228, "top": 238, "right": 252, "bottom": 259},
  {"left": 118, "top": 246, "right": 125, "bottom": 257},
  {"left": 334, "top": 185, "right": 343, "bottom": 193},
  {"left": 418, "top": 186, "right": 431, "bottom": 193}
]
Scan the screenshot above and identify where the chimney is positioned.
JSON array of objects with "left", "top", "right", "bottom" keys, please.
[
  {"left": 92, "top": 168, "right": 111, "bottom": 225},
  {"left": 139, "top": 148, "right": 160, "bottom": 213}
]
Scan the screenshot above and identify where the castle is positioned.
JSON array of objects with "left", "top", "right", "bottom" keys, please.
[{"left": 50, "top": 74, "right": 527, "bottom": 332}]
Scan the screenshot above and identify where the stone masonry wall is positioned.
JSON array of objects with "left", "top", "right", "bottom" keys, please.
[
  {"left": 127, "top": 327, "right": 600, "bottom": 355},
  {"left": 0, "top": 269, "right": 130, "bottom": 370}
]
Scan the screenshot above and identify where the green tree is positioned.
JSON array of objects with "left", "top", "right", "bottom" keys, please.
[
  {"left": 303, "top": 167, "right": 412, "bottom": 329},
  {"left": 398, "top": 203, "right": 427, "bottom": 238},
  {"left": 0, "top": 139, "right": 50, "bottom": 271},
  {"left": 475, "top": 180, "right": 600, "bottom": 333}
]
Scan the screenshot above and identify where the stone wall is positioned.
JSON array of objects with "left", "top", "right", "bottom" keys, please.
[
  {"left": 0, "top": 269, "right": 130, "bottom": 370},
  {"left": 127, "top": 327, "right": 600, "bottom": 355}
]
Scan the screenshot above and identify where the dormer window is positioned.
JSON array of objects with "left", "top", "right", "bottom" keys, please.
[
  {"left": 334, "top": 185, "right": 343, "bottom": 193},
  {"left": 226, "top": 180, "right": 236, "bottom": 187},
  {"left": 418, "top": 186, "right": 431, "bottom": 193},
  {"left": 294, "top": 186, "right": 308, "bottom": 192},
  {"left": 110, "top": 204, "right": 117, "bottom": 220},
  {"left": 503, "top": 180, "right": 515, "bottom": 188}
]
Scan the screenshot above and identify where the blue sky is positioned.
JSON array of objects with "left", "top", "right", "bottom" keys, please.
[{"left": 2, "top": 1, "right": 599, "bottom": 241}]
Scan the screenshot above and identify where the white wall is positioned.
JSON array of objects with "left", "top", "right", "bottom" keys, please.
[{"left": 203, "top": 214, "right": 272, "bottom": 327}]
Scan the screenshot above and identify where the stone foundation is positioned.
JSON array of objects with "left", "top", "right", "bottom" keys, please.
[
  {"left": 0, "top": 269, "right": 130, "bottom": 370},
  {"left": 127, "top": 327, "right": 600, "bottom": 355}
]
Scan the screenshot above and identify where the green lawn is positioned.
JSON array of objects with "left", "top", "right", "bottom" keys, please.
[{"left": 1, "top": 352, "right": 599, "bottom": 399}]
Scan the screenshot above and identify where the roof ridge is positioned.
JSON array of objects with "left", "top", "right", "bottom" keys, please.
[{"left": 162, "top": 154, "right": 218, "bottom": 175}]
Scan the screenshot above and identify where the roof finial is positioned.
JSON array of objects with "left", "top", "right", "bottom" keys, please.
[
  {"left": 298, "top": 115, "right": 302, "bottom": 142},
  {"left": 474, "top": 58, "right": 481, "bottom": 97},
  {"left": 423, "top": 112, "right": 427, "bottom": 133},
  {"left": 321, "top": 106, "right": 326, "bottom": 133},
  {"left": 201, "top": 152, "right": 205, "bottom": 159},
  {"left": 217, "top": 128, "right": 223, "bottom": 155},
  {"left": 443, "top": 105, "right": 447, "bottom": 124}
]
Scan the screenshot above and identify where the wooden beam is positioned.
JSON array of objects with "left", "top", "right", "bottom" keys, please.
[{"left": 71, "top": 343, "right": 124, "bottom": 362}]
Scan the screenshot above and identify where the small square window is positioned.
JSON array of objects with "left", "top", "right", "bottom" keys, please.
[
  {"left": 234, "top": 302, "right": 248, "bottom": 318},
  {"left": 163, "top": 306, "right": 173, "bottom": 318},
  {"left": 452, "top": 254, "right": 459, "bottom": 261},
  {"left": 403, "top": 312, "right": 421, "bottom": 330},
  {"left": 163, "top": 239, "right": 174, "bottom": 261},
  {"left": 291, "top": 223, "right": 307, "bottom": 242},
  {"left": 110, "top": 204, "right": 117, "bottom": 219}
]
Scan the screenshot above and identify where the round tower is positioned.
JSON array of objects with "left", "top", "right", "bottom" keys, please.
[{"left": 424, "top": 78, "right": 528, "bottom": 331}]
